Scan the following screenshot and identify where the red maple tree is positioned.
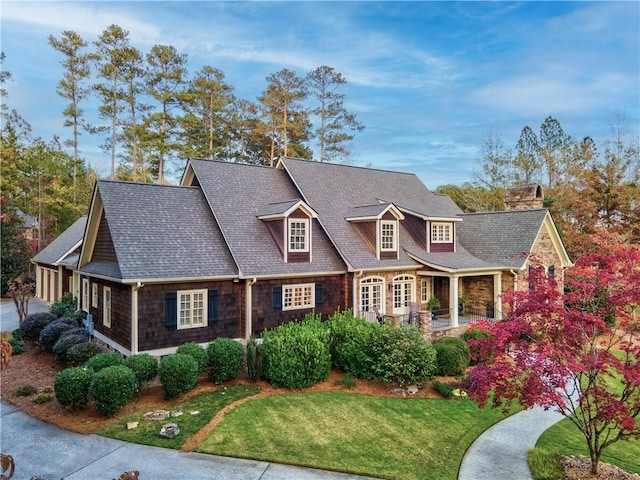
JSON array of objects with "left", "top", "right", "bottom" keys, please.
[{"left": 464, "top": 233, "right": 640, "bottom": 475}]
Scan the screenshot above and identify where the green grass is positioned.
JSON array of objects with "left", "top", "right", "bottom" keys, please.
[
  {"left": 527, "top": 447, "right": 564, "bottom": 480},
  {"left": 97, "top": 385, "right": 260, "bottom": 449},
  {"left": 197, "top": 392, "right": 517, "bottom": 480},
  {"left": 535, "top": 418, "right": 640, "bottom": 475}
]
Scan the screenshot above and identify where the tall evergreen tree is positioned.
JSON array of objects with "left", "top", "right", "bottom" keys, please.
[
  {"left": 48, "top": 31, "right": 94, "bottom": 201},
  {"left": 305, "top": 65, "right": 364, "bottom": 162},
  {"left": 513, "top": 125, "right": 541, "bottom": 184}
]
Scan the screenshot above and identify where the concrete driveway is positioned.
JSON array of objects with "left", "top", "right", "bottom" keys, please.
[{"left": 0, "top": 296, "right": 50, "bottom": 332}]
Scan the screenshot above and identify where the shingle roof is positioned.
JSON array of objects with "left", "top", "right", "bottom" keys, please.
[
  {"left": 280, "top": 157, "right": 478, "bottom": 271},
  {"left": 188, "top": 159, "right": 346, "bottom": 277},
  {"left": 457, "top": 209, "right": 549, "bottom": 268},
  {"left": 32, "top": 216, "right": 86, "bottom": 266},
  {"left": 81, "top": 180, "right": 237, "bottom": 281}
]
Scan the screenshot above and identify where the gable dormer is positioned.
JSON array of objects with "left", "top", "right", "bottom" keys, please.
[
  {"left": 258, "top": 199, "right": 318, "bottom": 263},
  {"left": 346, "top": 203, "right": 404, "bottom": 260},
  {"left": 428, "top": 220, "right": 456, "bottom": 253}
]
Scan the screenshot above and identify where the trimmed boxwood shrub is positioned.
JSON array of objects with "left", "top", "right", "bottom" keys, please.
[
  {"left": 66, "top": 342, "right": 106, "bottom": 366},
  {"left": 39, "top": 318, "right": 78, "bottom": 353},
  {"left": 84, "top": 351, "right": 126, "bottom": 372},
  {"left": 433, "top": 339, "right": 470, "bottom": 376},
  {"left": 19, "top": 312, "right": 57, "bottom": 342},
  {"left": 207, "top": 338, "right": 244, "bottom": 384},
  {"left": 89, "top": 365, "right": 136, "bottom": 416},
  {"left": 436, "top": 336, "right": 470, "bottom": 358},
  {"left": 54, "top": 366, "right": 92, "bottom": 410},
  {"left": 126, "top": 353, "right": 158, "bottom": 392},
  {"left": 246, "top": 338, "right": 264, "bottom": 382},
  {"left": 53, "top": 330, "right": 90, "bottom": 365},
  {"left": 159, "top": 354, "right": 199, "bottom": 400},
  {"left": 262, "top": 314, "right": 331, "bottom": 389},
  {"left": 176, "top": 342, "right": 208, "bottom": 375}
]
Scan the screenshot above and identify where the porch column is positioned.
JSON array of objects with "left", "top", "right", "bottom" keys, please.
[
  {"left": 493, "top": 273, "right": 503, "bottom": 320},
  {"left": 450, "top": 274, "right": 459, "bottom": 327}
]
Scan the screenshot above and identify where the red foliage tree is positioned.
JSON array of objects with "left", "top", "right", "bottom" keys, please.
[{"left": 464, "top": 233, "right": 640, "bottom": 475}]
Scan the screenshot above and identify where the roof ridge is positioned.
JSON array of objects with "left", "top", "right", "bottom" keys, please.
[
  {"left": 460, "top": 208, "right": 547, "bottom": 216},
  {"left": 281, "top": 156, "right": 419, "bottom": 177},
  {"left": 98, "top": 179, "right": 197, "bottom": 190},
  {"left": 190, "top": 158, "right": 276, "bottom": 171}
]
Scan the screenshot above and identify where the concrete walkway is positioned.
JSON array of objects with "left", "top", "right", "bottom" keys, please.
[
  {"left": 0, "top": 296, "right": 50, "bottom": 332},
  {"left": 458, "top": 405, "right": 565, "bottom": 480}
]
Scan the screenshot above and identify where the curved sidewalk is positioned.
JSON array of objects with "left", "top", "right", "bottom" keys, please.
[
  {"left": 458, "top": 405, "right": 565, "bottom": 480},
  {"left": 0, "top": 400, "right": 373, "bottom": 480}
]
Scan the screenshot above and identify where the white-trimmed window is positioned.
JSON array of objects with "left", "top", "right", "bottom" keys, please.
[
  {"left": 82, "top": 278, "right": 89, "bottom": 312},
  {"left": 360, "top": 277, "right": 384, "bottom": 316},
  {"left": 431, "top": 222, "right": 452, "bottom": 243},
  {"left": 103, "top": 286, "right": 111, "bottom": 328},
  {"left": 283, "top": 283, "right": 314, "bottom": 311},
  {"left": 381, "top": 220, "right": 397, "bottom": 251},
  {"left": 92, "top": 284, "right": 99, "bottom": 308},
  {"left": 421, "top": 279, "right": 430, "bottom": 303},
  {"left": 288, "top": 218, "right": 309, "bottom": 252},
  {"left": 178, "top": 289, "right": 207, "bottom": 329}
]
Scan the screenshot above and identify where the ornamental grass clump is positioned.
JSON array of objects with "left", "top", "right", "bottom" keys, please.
[
  {"left": 245, "top": 338, "right": 264, "bottom": 382},
  {"left": 207, "top": 338, "right": 244, "bottom": 384},
  {"left": 176, "top": 342, "right": 208, "bottom": 375},
  {"left": 159, "top": 353, "right": 199, "bottom": 400},
  {"left": 89, "top": 365, "right": 136, "bottom": 416},
  {"left": 262, "top": 314, "right": 331, "bottom": 389},
  {"left": 54, "top": 366, "right": 92, "bottom": 410}
]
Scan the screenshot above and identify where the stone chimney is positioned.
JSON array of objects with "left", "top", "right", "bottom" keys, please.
[{"left": 504, "top": 184, "right": 544, "bottom": 210}]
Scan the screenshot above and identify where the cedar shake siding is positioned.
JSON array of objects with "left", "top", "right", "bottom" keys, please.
[
  {"left": 90, "top": 279, "right": 132, "bottom": 351},
  {"left": 137, "top": 281, "right": 244, "bottom": 352},
  {"left": 251, "top": 275, "right": 345, "bottom": 336}
]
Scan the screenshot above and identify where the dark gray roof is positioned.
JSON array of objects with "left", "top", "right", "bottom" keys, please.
[
  {"left": 81, "top": 180, "right": 237, "bottom": 281},
  {"left": 346, "top": 203, "right": 394, "bottom": 219},
  {"left": 32, "top": 216, "right": 86, "bottom": 266},
  {"left": 280, "top": 157, "right": 476, "bottom": 271},
  {"left": 457, "top": 209, "right": 549, "bottom": 268},
  {"left": 257, "top": 199, "right": 304, "bottom": 217},
  {"left": 188, "top": 159, "right": 346, "bottom": 277}
]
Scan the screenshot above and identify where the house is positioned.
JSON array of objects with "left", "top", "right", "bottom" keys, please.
[
  {"left": 31, "top": 215, "right": 87, "bottom": 304},
  {"left": 38, "top": 158, "right": 570, "bottom": 356}
]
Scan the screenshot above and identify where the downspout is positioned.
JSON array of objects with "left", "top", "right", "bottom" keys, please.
[
  {"left": 352, "top": 271, "right": 363, "bottom": 317},
  {"left": 132, "top": 282, "right": 144, "bottom": 355},
  {"left": 245, "top": 278, "right": 257, "bottom": 340}
]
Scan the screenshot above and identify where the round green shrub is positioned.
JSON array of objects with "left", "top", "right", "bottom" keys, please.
[
  {"left": 19, "top": 312, "right": 57, "bottom": 342},
  {"left": 176, "top": 342, "right": 208, "bottom": 375},
  {"left": 207, "top": 338, "right": 244, "bottom": 384},
  {"left": 83, "top": 352, "right": 126, "bottom": 372},
  {"left": 89, "top": 365, "right": 136, "bottom": 416},
  {"left": 434, "top": 342, "right": 469, "bottom": 376},
  {"left": 262, "top": 315, "right": 331, "bottom": 389},
  {"left": 53, "top": 331, "right": 89, "bottom": 365},
  {"left": 159, "top": 354, "right": 199, "bottom": 400},
  {"left": 326, "top": 311, "right": 379, "bottom": 378},
  {"left": 436, "top": 336, "right": 470, "bottom": 358},
  {"left": 126, "top": 353, "right": 158, "bottom": 392},
  {"left": 54, "top": 366, "right": 93, "bottom": 410},
  {"left": 66, "top": 342, "right": 106, "bottom": 366},
  {"left": 39, "top": 318, "right": 78, "bottom": 353}
]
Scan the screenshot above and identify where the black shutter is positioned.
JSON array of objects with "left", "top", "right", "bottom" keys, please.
[
  {"left": 273, "top": 286, "right": 282, "bottom": 310},
  {"left": 165, "top": 292, "right": 177, "bottom": 330},
  {"left": 315, "top": 283, "right": 324, "bottom": 305},
  {"left": 208, "top": 290, "right": 218, "bottom": 326}
]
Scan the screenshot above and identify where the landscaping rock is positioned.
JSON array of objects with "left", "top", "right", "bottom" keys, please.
[
  {"left": 171, "top": 411, "right": 183, "bottom": 417},
  {"left": 407, "top": 385, "right": 419, "bottom": 395},
  {"left": 126, "top": 422, "right": 139, "bottom": 430},
  {"left": 159, "top": 423, "right": 180, "bottom": 439},
  {"left": 143, "top": 410, "right": 170, "bottom": 420},
  {"left": 190, "top": 411, "right": 200, "bottom": 415}
]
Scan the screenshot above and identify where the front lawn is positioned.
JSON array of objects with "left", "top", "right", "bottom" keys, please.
[
  {"left": 536, "top": 418, "right": 640, "bottom": 475},
  {"left": 197, "top": 391, "right": 517, "bottom": 480}
]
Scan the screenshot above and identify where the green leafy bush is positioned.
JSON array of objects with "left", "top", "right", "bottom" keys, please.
[
  {"left": 84, "top": 351, "right": 126, "bottom": 372},
  {"left": 66, "top": 341, "right": 106, "bottom": 366},
  {"left": 436, "top": 336, "right": 470, "bottom": 357},
  {"left": 49, "top": 292, "right": 77, "bottom": 318},
  {"left": 176, "top": 342, "right": 208, "bottom": 375},
  {"left": 326, "top": 311, "right": 379, "bottom": 378},
  {"left": 433, "top": 340, "right": 469, "bottom": 376},
  {"left": 8, "top": 337, "right": 23, "bottom": 355},
  {"left": 89, "top": 365, "right": 136, "bottom": 416},
  {"left": 159, "top": 353, "right": 199, "bottom": 400},
  {"left": 53, "top": 331, "right": 89, "bottom": 365},
  {"left": 432, "top": 380, "right": 454, "bottom": 398},
  {"left": 126, "top": 353, "right": 158, "bottom": 392},
  {"left": 246, "top": 338, "right": 264, "bottom": 382},
  {"left": 207, "top": 338, "right": 244, "bottom": 384},
  {"left": 54, "top": 366, "right": 92, "bottom": 410},
  {"left": 262, "top": 314, "right": 331, "bottom": 389},
  {"left": 39, "top": 318, "right": 78, "bottom": 353},
  {"left": 19, "top": 312, "right": 57, "bottom": 342}
]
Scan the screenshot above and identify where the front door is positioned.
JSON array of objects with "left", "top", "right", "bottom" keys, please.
[
  {"left": 433, "top": 277, "right": 450, "bottom": 312},
  {"left": 392, "top": 275, "right": 415, "bottom": 315}
]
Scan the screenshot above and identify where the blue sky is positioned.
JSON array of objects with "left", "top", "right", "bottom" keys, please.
[{"left": 2, "top": 1, "right": 639, "bottom": 188}]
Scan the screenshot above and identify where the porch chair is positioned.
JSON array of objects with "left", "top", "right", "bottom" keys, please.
[
  {"left": 372, "top": 306, "right": 385, "bottom": 324},
  {"left": 408, "top": 302, "right": 420, "bottom": 325}
]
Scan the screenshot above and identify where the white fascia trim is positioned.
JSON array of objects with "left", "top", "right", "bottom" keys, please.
[
  {"left": 258, "top": 200, "right": 319, "bottom": 220},
  {"left": 240, "top": 270, "right": 347, "bottom": 280},
  {"left": 346, "top": 204, "right": 405, "bottom": 222}
]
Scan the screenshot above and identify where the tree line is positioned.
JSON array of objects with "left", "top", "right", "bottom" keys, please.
[{"left": 435, "top": 115, "right": 639, "bottom": 258}]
